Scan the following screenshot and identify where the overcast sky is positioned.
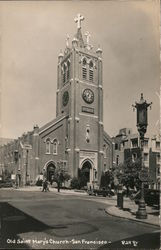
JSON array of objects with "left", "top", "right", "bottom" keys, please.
[{"left": 0, "top": 0, "right": 160, "bottom": 139}]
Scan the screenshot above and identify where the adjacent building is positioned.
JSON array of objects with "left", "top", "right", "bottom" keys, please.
[{"left": 112, "top": 128, "right": 160, "bottom": 189}]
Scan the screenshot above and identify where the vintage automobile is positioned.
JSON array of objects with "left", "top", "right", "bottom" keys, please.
[
  {"left": 133, "top": 189, "right": 160, "bottom": 207},
  {"left": 88, "top": 187, "right": 115, "bottom": 197},
  {"left": 0, "top": 180, "right": 13, "bottom": 188}
]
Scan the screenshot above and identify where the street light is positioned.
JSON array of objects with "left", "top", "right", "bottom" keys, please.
[
  {"left": 25, "top": 149, "right": 29, "bottom": 185},
  {"left": 132, "top": 93, "right": 152, "bottom": 219}
]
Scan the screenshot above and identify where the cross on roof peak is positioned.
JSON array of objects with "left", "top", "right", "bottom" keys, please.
[{"left": 74, "top": 14, "right": 84, "bottom": 29}]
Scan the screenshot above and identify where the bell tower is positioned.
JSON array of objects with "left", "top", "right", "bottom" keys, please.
[{"left": 56, "top": 14, "right": 104, "bottom": 186}]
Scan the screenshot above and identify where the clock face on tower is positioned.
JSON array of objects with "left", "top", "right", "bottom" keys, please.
[
  {"left": 82, "top": 89, "right": 94, "bottom": 104},
  {"left": 62, "top": 91, "right": 69, "bottom": 106}
]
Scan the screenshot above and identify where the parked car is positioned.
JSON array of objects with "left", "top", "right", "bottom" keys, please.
[
  {"left": 0, "top": 180, "right": 13, "bottom": 188},
  {"left": 122, "top": 189, "right": 137, "bottom": 197},
  {"left": 133, "top": 189, "right": 160, "bottom": 207},
  {"left": 88, "top": 188, "right": 114, "bottom": 197}
]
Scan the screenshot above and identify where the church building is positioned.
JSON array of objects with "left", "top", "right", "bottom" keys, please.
[{"left": 0, "top": 14, "right": 112, "bottom": 188}]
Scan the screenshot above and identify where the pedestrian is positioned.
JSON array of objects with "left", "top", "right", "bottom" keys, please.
[
  {"left": 46, "top": 181, "right": 50, "bottom": 192},
  {"left": 57, "top": 180, "right": 60, "bottom": 192},
  {"left": 42, "top": 179, "right": 47, "bottom": 192}
]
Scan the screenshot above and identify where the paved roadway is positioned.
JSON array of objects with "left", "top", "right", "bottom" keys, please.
[{"left": 0, "top": 189, "right": 160, "bottom": 249}]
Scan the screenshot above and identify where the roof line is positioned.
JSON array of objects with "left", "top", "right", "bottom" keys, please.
[{"left": 39, "top": 115, "right": 68, "bottom": 135}]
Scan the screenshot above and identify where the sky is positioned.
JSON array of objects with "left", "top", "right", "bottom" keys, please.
[{"left": 0, "top": 0, "right": 160, "bottom": 139}]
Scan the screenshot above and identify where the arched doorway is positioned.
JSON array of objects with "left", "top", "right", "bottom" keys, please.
[
  {"left": 79, "top": 160, "right": 92, "bottom": 187},
  {"left": 47, "top": 163, "right": 56, "bottom": 184}
]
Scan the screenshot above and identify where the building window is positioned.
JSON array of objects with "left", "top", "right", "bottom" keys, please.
[
  {"left": 132, "top": 153, "right": 137, "bottom": 162},
  {"left": 63, "top": 63, "right": 67, "bottom": 83},
  {"left": 86, "top": 126, "right": 90, "bottom": 143},
  {"left": 116, "top": 155, "right": 119, "bottom": 166},
  {"left": 89, "top": 61, "right": 94, "bottom": 82},
  {"left": 103, "top": 144, "right": 109, "bottom": 158},
  {"left": 120, "top": 142, "right": 124, "bottom": 149},
  {"left": 66, "top": 60, "right": 70, "bottom": 81},
  {"left": 131, "top": 139, "right": 138, "bottom": 148},
  {"left": 115, "top": 143, "right": 118, "bottom": 150},
  {"left": 103, "top": 145, "right": 107, "bottom": 158},
  {"left": 53, "top": 139, "right": 58, "bottom": 155},
  {"left": 156, "top": 141, "right": 160, "bottom": 149},
  {"left": 144, "top": 153, "right": 148, "bottom": 162},
  {"left": 63, "top": 161, "right": 67, "bottom": 169},
  {"left": 156, "top": 154, "right": 160, "bottom": 164},
  {"left": 46, "top": 139, "right": 51, "bottom": 154},
  {"left": 82, "top": 67, "right": 87, "bottom": 80},
  {"left": 157, "top": 167, "right": 160, "bottom": 175},
  {"left": 82, "top": 58, "right": 87, "bottom": 80},
  {"left": 144, "top": 140, "right": 148, "bottom": 148},
  {"left": 95, "top": 171, "right": 97, "bottom": 179}
]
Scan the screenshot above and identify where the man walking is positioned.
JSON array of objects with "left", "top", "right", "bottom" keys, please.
[{"left": 42, "top": 179, "right": 47, "bottom": 192}]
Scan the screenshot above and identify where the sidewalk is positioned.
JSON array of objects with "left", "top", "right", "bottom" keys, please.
[
  {"left": 105, "top": 198, "right": 160, "bottom": 227},
  {"left": 13, "top": 186, "right": 160, "bottom": 227}
]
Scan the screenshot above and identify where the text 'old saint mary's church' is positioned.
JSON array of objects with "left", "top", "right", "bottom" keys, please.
[{"left": 1, "top": 14, "right": 113, "bottom": 188}]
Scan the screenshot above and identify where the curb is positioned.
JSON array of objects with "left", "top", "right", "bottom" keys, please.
[{"left": 105, "top": 206, "right": 160, "bottom": 229}]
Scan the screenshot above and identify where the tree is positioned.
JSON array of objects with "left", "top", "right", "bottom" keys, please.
[
  {"left": 62, "top": 172, "right": 71, "bottom": 185},
  {"left": 52, "top": 168, "right": 70, "bottom": 192},
  {"left": 71, "top": 177, "right": 80, "bottom": 189},
  {"left": 100, "top": 171, "right": 113, "bottom": 189},
  {"left": 120, "top": 158, "right": 142, "bottom": 196},
  {"left": 3, "top": 169, "right": 11, "bottom": 181},
  {"left": 110, "top": 164, "right": 123, "bottom": 192},
  {"left": 70, "top": 169, "right": 90, "bottom": 190}
]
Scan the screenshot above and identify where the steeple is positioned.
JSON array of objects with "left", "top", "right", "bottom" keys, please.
[{"left": 60, "top": 14, "right": 98, "bottom": 55}]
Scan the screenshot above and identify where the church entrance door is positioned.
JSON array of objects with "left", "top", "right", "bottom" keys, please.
[
  {"left": 79, "top": 161, "right": 92, "bottom": 187},
  {"left": 47, "top": 163, "right": 56, "bottom": 184}
]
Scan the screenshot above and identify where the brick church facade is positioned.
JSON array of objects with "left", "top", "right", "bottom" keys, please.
[{"left": 0, "top": 14, "right": 113, "bottom": 187}]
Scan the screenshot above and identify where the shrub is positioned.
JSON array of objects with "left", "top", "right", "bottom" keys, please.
[
  {"left": 71, "top": 177, "right": 80, "bottom": 189},
  {"left": 36, "top": 179, "right": 43, "bottom": 186},
  {"left": 100, "top": 171, "right": 112, "bottom": 189}
]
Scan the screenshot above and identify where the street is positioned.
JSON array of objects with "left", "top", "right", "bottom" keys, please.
[{"left": 0, "top": 189, "right": 160, "bottom": 249}]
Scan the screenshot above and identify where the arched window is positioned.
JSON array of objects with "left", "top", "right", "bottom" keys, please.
[
  {"left": 83, "top": 58, "right": 87, "bottom": 66},
  {"left": 46, "top": 139, "right": 51, "bottom": 154},
  {"left": 53, "top": 139, "right": 58, "bottom": 155},
  {"left": 86, "top": 126, "right": 90, "bottom": 143},
  {"left": 66, "top": 60, "right": 70, "bottom": 81},
  {"left": 82, "top": 58, "right": 87, "bottom": 80},
  {"left": 63, "top": 63, "right": 67, "bottom": 83},
  {"left": 103, "top": 145, "right": 107, "bottom": 158},
  {"left": 89, "top": 60, "right": 94, "bottom": 82}
]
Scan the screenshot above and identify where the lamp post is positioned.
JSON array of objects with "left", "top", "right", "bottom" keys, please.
[
  {"left": 25, "top": 149, "right": 29, "bottom": 185},
  {"left": 14, "top": 150, "right": 19, "bottom": 187},
  {"left": 132, "top": 93, "right": 152, "bottom": 219}
]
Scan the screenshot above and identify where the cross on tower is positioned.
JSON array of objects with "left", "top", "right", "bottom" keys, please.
[{"left": 74, "top": 13, "right": 84, "bottom": 29}]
